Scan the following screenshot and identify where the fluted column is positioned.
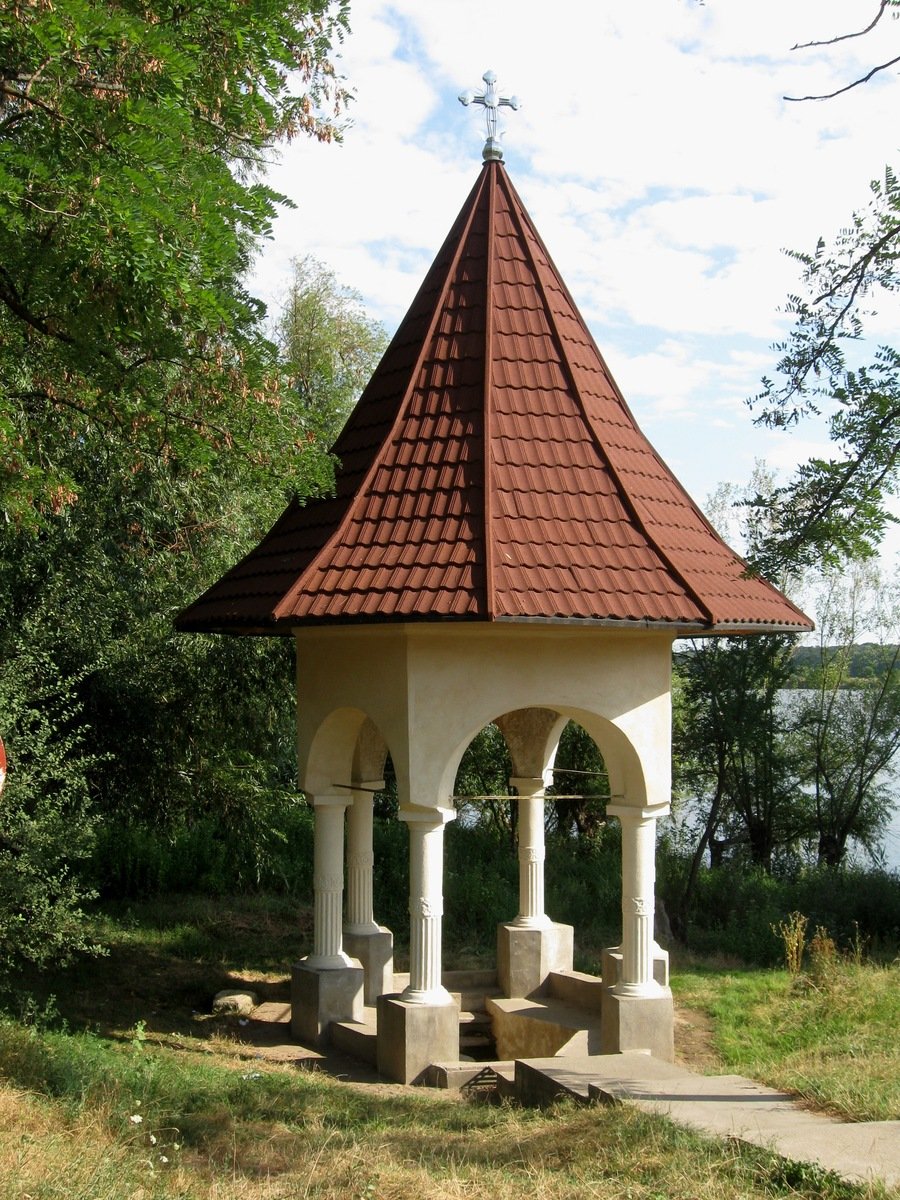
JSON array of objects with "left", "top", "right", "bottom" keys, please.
[
  {"left": 511, "top": 776, "right": 552, "bottom": 929},
  {"left": 607, "top": 800, "right": 669, "bottom": 995},
  {"left": 344, "top": 781, "right": 383, "bottom": 936},
  {"left": 305, "top": 794, "right": 353, "bottom": 969},
  {"left": 400, "top": 808, "right": 455, "bottom": 1005}
]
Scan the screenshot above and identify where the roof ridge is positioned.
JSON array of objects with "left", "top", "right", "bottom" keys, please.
[
  {"left": 483, "top": 162, "right": 499, "bottom": 618},
  {"left": 272, "top": 169, "right": 493, "bottom": 623},
  {"left": 496, "top": 166, "right": 716, "bottom": 626}
]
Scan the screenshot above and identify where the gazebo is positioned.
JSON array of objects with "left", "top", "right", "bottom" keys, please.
[{"left": 178, "top": 84, "right": 811, "bottom": 1083}]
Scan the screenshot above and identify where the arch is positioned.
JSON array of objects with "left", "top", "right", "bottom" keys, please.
[
  {"left": 431, "top": 702, "right": 647, "bottom": 811},
  {"left": 301, "top": 706, "right": 393, "bottom": 796}
]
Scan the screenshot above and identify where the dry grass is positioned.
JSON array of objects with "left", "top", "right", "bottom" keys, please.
[{"left": 0, "top": 897, "right": 895, "bottom": 1200}]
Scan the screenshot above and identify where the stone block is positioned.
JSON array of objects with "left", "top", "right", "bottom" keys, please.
[
  {"left": 376, "top": 994, "right": 459, "bottom": 1084},
  {"left": 600, "top": 986, "right": 675, "bottom": 1062},
  {"left": 601, "top": 944, "right": 670, "bottom": 989},
  {"left": 497, "top": 921, "right": 574, "bottom": 998},
  {"left": 291, "top": 960, "right": 364, "bottom": 1048},
  {"left": 342, "top": 927, "right": 394, "bottom": 1005}
]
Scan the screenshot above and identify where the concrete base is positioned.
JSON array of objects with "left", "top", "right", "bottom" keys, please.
[
  {"left": 342, "top": 927, "right": 394, "bottom": 1005},
  {"left": 599, "top": 986, "right": 675, "bottom": 1062},
  {"left": 376, "top": 993, "right": 459, "bottom": 1084},
  {"left": 291, "top": 960, "right": 364, "bottom": 1048},
  {"left": 497, "top": 921, "right": 574, "bottom": 998}
]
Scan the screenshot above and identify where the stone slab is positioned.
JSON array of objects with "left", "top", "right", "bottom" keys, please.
[
  {"left": 376, "top": 994, "right": 459, "bottom": 1084},
  {"left": 291, "top": 961, "right": 364, "bottom": 1048}
]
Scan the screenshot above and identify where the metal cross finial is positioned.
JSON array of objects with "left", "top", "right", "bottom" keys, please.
[{"left": 458, "top": 69, "right": 520, "bottom": 162}]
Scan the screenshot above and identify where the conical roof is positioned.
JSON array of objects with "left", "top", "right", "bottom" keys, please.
[{"left": 177, "top": 161, "right": 811, "bottom": 636}]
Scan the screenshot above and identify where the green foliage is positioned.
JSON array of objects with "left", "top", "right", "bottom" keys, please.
[
  {"left": 0, "top": 0, "right": 351, "bottom": 522},
  {"left": 0, "top": 638, "right": 101, "bottom": 973},
  {"left": 752, "top": 165, "right": 900, "bottom": 573},
  {"left": 660, "top": 860, "right": 900, "bottom": 966},
  {"left": 790, "top": 565, "right": 900, "bottom": 866},
  {"left": 276, "top": 255, "right": 389, "bottom": 448}
]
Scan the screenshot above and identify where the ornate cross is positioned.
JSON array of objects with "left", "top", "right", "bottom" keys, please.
[{"left": 458, "top": 69, "right": 520, "bottom": 161}]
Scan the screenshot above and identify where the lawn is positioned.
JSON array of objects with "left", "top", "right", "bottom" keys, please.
[{"left": 0, "top": 896, "right": 895, "bottom": 1200}]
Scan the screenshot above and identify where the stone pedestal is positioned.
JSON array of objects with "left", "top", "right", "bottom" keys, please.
[
  {"left": 497, "top": 920, "right": 574, "bottom": 998},
  {"left": 376, "top": 993, "right": 459, "bottom": 1084},
  {"left": 291, "top": 960, "right": 364, "bottom": 1048},
  {"left": 342, "top": 927, "right": 394, "bottom": 1005},
  {"left": 599, "top": 986, "right": 674, "bottom": 1061}
]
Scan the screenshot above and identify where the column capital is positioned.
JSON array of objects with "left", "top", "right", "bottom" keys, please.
[
  {"left": 399, "top": 805, "right": 456, "bottom": 827},
  {"left": 509, "top": 775, "right": 547, "bottom": 798},
  {"left": 606, "top": 800, "right": 670, "bottom": 824},
  {"left": 310, "top": 792, "right": 351, "bottom": 809}
]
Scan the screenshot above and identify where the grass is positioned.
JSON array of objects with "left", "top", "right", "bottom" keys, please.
[
  {"left": 0, "top": 895, "right": 896, "bottom": 1200},
  {"left": 0, "top": 1026, "right": 884, "bottom": 1200},
  {"left": 671, "top": 957, "right": 900, "bottom": 1121}
]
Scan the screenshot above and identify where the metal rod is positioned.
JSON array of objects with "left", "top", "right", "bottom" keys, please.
[
  {"left": 550, "top": 767, "right": 610, "bottom": 777},
  {"left": 451, "top": 794, "right": 591, "bottom": 802},
  {"left": 330, "top": 783, "right": 382, "bottom": 794}
]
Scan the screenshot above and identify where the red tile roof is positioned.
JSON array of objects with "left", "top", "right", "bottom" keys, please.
[{"left": 177, "top": 162, "right": 811, "bottom": 636}]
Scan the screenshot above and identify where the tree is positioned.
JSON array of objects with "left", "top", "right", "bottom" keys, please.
[
  {"left": 0, "top": 251, "right": 387, "bottom": 895},
  {"left": 793, "top": 564, "right": 900, "bottom": 867},
  {"left": 276, "top": 256, "right": 389, "bottom": 448},
  {"left": 0, "top": 0, "right": 350, "bottom": 523},
  {"left": 751, "top": 3, "right": 900, "bottom": 573}
]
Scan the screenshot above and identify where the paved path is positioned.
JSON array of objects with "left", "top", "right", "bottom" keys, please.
[{"left": 514, "top": 1052, "right": 900, "bottom": 1190}]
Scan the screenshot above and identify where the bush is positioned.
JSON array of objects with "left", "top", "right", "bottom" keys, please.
[{"left": 0, "top": 645, "right": 101, "bottom": 973}]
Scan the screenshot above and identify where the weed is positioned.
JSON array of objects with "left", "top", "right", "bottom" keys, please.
[{"left": 773, "top": 910, "right": 808, "bottom": 974}]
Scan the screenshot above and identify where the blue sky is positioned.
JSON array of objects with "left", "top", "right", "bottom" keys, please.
[{"left": 249, "top": 0, "right": 900, "bottom": 556}]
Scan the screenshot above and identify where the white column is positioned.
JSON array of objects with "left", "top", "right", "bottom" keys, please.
[
  {"left": 305, "top": 794, "right": 353, "bottom": 969},
  {"left": 401, "top": 808, "right": 455, "bottom": 1005},
  {"left": 344, "top": 781, "right": 383, "bottom": 936},
  {"left": 607, "top": 801, "right": 669, "bottom": 996},
  {"left": 511, "top": 776, "right": 552, "bottom": 929}
]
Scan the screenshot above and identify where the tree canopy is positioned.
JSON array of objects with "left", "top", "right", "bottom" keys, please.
[
  {"left": 0, "top": 0, "right": 350, "bottom": 523},
  {"left": 750, "top": 3, "right": 900, "bottom": 573}
]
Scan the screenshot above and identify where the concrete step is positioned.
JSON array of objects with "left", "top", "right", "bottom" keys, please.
[
  {"left": 329, "top": 1005, "right": 378, "bottom": 1066},
  {"left": 426, "top": 1060, "right": 515, "bottom": 1091},
  {"left": 487, "top": 994, "right": 603, "bottom": 1061},
  {"left": 459, "top": 1009, "right": 493, "bottom": 1032},
  {"left": 545, "top": 969, "right": 603, "bottom": 1011}
]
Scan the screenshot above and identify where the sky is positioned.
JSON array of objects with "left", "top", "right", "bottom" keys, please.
[{"left": 249, "top": 0, "right": 900, "bottom": 557}]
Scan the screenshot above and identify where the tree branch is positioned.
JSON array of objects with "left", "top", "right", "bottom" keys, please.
[
  {"left": 0, "top": 265, "right": 76, "bottom": 346},
  {"left": 790, "top": 0, "right": 892, "bottom": 50},
  {"left": 785, "top": 54, "right": 900, "bottom": 102}
]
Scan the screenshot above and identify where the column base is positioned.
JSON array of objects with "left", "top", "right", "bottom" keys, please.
[
  {"left": 601, "top": 943, "right": 670, "bottom": 990},
  {"left": 599, "top": 985, "right": 675, "bottom": 1062},
  {"left": 291, "top": 960, "right": 364, "bottom": 1049},
  {"left": 342, "top": 927, "right": 394, "bottom": 1006},
  {"left": 376, "top": 994, "right": 459, "bottom": 1084},
  {"left": 497, "top": 921, "right": 574, "bottom": 998}
]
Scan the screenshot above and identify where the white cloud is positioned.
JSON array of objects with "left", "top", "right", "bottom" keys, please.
[{"left": 248, "top": 0, "right": 900, "bottom": 516}]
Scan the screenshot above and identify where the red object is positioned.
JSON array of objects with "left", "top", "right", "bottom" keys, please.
[
  {"left": 0, "top": 736, "right": 6, "bottom": 795},
  {"left": 177, "top": 161, "right": 811, "bottom": 637}
]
